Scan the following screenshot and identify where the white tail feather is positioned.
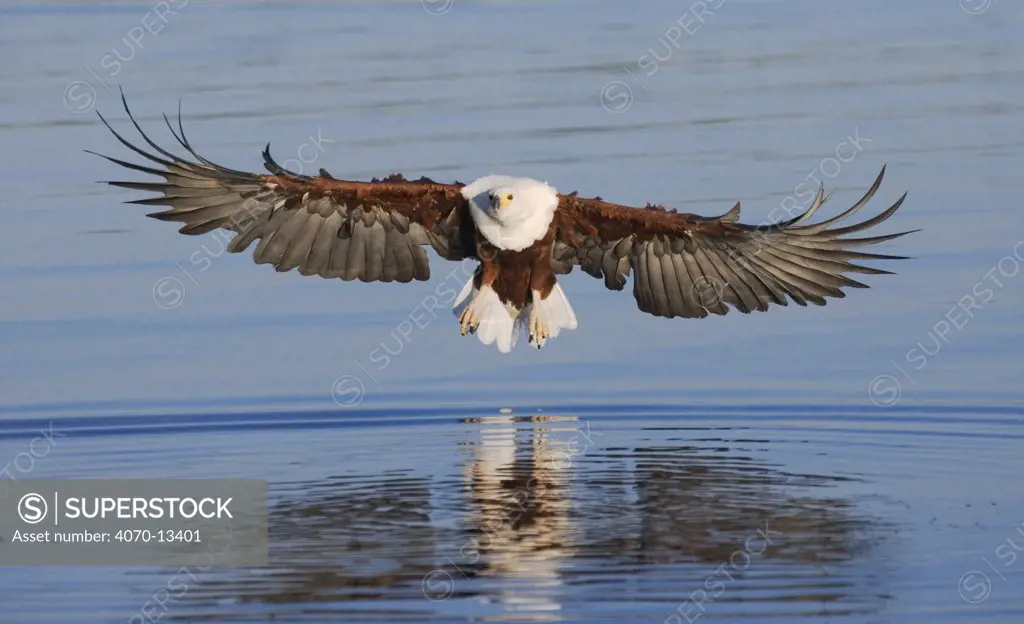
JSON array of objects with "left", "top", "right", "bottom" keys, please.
[
  {"left": 453, "top": 280, "right": 519, "bottom": 353},
  {"left": 532, "top": 283, "right": 578, "bottom": 339},
  {"left": 453, "top": 276, "right": 475, "bottom": 311}
]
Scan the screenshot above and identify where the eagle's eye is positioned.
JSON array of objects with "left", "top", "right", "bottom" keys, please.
[{"left": 506, "top": 194, "right": 514, "bottom": 201}]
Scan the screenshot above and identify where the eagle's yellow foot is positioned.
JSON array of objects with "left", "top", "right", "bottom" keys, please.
[
  {"left": 459, "top": 304, "right": 479, "bottom": 335},
  {"left": 528, "top": 307, "right": 548, "bottom": 348},
  {"left": 459, "top": 290, "right": 490, "bottom": 335}
]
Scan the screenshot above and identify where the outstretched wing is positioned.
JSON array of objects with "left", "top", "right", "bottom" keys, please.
[
  {"left": 551, "top": 168, "right": 914, "bottom": 318},
  {"left": 90, "top": 94, "right": 474, "bottom": 282}
]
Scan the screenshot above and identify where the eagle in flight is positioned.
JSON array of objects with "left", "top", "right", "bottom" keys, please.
[{"left": 93, "top": 95, "right": 913, "bottom": 352}]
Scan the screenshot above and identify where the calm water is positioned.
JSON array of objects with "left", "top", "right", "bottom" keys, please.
[{"left": 1, "top": 1, "right": 1023, "bottom": 622}]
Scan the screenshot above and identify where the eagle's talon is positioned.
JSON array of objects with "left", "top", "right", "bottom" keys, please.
[
  {"left": 458, "top": 295, "right": 484, "bottom": 336},
  {"left": 528, "top": 308, "right": 548, "bottom": 349}
]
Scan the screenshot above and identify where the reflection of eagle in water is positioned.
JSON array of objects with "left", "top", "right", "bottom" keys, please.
[
  {"left": 94, "top": 93, "right": 914, "bottom": 352},
  {"left": 167, "top": 416, "right": 888, "bottom": 621}
]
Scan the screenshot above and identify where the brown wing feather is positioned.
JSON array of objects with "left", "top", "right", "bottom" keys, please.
[
  {"left": 552, "top": 167, "right": 916, "bottom": 318},
  {"left": 91, "top": 92, "right": 473, "bottom": 283}
]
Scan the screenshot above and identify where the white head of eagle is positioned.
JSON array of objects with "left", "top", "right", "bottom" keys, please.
[{"left": 461, "top": 175, "right": 559, "bottom": 252}]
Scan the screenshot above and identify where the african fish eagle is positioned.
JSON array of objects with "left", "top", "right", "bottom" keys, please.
[{"left": 92, "top": 94, "right": 914, "bottom": 352}]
